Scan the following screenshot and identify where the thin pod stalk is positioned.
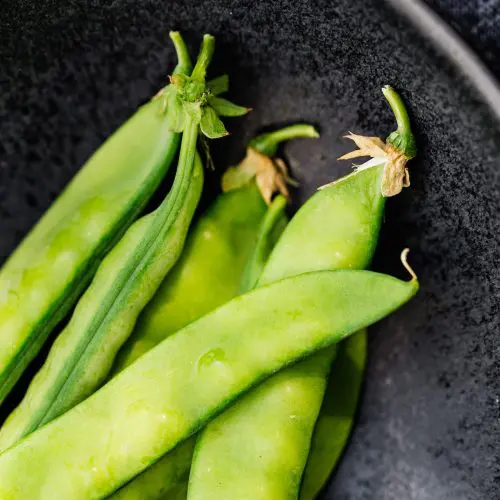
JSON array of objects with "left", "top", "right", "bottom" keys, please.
[{"left": 0, "top": 32, "right": 192, "bottom": 406}]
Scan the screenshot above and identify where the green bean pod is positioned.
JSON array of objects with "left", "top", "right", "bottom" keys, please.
[
  {"left": 299, "top": 329, "right": 366, "bottom": 500},
  {"left": 0, "top": 268, "right": 418, "bottom": 499},
  {"left": 110, "top": 125, "right": 317, "bottom": 499},
  {"left": 0, "top": 32, "right": 192, "bottom": 405},
  {"left": 188, "top": 86, "right": 417, "bottom": 500},
  {"left": 301, "top": 85, "right": 418, "bottom": 498}
]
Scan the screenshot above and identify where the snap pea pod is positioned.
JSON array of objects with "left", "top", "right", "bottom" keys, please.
[
  {"left": 0, "top": 33, "right": 240, "bottom": 451},
  {"left": 188, "top": 86, "right": 416, "bottom": 500},
  {"left": 0, "top": 268, "right": 418, "bottom": 499},
  {"left": 110, "top": 125, "right": 317, "bottom": 500},
  {"left": 0, "top": 32, "right": 192, "bottom": 405}
]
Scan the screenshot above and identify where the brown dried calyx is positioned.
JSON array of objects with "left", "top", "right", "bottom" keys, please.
[
  {"left": 222, "top": 147, "right": 296, "bottom": 205},
  {"left": 338, "top": 133, "right": 411, "bottom": 197}
]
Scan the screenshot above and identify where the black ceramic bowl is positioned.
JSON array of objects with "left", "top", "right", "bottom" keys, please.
[{"left": 1, "top": 1, "right": 498, "bottom": 498}]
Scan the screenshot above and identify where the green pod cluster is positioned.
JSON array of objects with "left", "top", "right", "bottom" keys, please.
[
  {"left": 0, "top": 32, "right": 248, "bottom": 451},
  {"left": 0, "top": 32, "right": 192, "bottom": 405},
  {"left": 0, "top": 268, "right": 418, "bottom": 499},
  {"left": 111, "top": 125, "right": 317, "bottom": 499},
  {"left": 188, "top": 164, "right": 385, "bottom": 500},
  {"left": 188, "top": 87, "right": 417, "bottom": 500},
  {"left": 113, "top": 124, "right": 317, "bottom": 373}
]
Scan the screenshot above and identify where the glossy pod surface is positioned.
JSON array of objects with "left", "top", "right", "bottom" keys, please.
[
  {"left": 0, "top": 269, "right": 417, "bottom": 499},
  {"left": 0, "top": 155, "right": 204, "bottom": 451},
  {"left": 189, "top": 164, "right": 385, "bottom": 499}
]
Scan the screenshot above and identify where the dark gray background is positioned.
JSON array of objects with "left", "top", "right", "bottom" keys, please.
[
  {"left": 427, "top": 0, "right": 500, "bottom": 78},
  {"left": 0, "top": 1, "right": 499, "bottom": 500}
]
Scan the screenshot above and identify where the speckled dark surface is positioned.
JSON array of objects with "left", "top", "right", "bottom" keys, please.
[
  {"left": 426, "top": 0, "right": 500, "bottom": 79},
  {"left": 0, "top": 0, "right": 499, "bottom": 499}
]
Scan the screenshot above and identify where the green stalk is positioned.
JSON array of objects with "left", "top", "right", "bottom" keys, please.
[
  {"left": 170, "top": 31, "right": 193, "bottom": 76},
  {"left": 191, "top": 35, "right": 215, "bottom": 83},
  {"left": 383, "top": 85, "right": 417, "bottom": 159},
  {"left": 239, "top": 194, "right": 288, "bottom": 293},
  {"left": 249, "top": 124, "right": 319, "bottom": 157}
]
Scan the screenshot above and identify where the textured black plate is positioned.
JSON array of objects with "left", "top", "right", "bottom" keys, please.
[{"left": 1, "top": 1, "right": 499, "bottom": 499}]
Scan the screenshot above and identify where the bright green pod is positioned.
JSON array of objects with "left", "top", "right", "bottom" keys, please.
[
  {"left": 0, "top": 268, "right": 418, "bottom": 499},
  {"left": 301, "top": 85, "right": 417, "bottom": 498},
  {"left": 111, "top": 184, "right": 270, "bottom": 371},
  {"left": 110, "top": 125, "right": 317, "bottom": 499},
  {"left": 0, "top": 32, "right": 192, "bottom": 405},
  {"left": 188, "top": 86, "right": 417, "bottom": 500}
]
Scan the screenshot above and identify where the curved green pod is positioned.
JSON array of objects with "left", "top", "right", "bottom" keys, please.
[
  {"left": 188, "top": 86, "right": 416, "bottom": 500},
  {"left": 111, "top": 183, "right": 269, "bottom": 371},
  {"left": 110, "top": 125, "right": 317, "bottom": 499},
  {"left": 301, "top": 85, "right": 417, "bottom": 498},
  {"left": 0, "top": 269, "right": 418, "bottom": 499},
  {"left": 0, "top": 32, "right": 192, "bottom": 405}
]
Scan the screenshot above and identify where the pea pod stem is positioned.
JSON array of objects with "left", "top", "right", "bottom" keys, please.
[
  {"left": 249, "top": 124, "right": 319, "bottom": 157},
  {"left": 170, "top": 31, "right": 193, "bottom": 76},
  {"left": 383, "top": 85, "right": 417, "bottom": 159},
  {"left": 239, "top": 194, "right": 288, "bottom": 293},
  {"left": 191, "top": 34, "right": 215, "bottom": 83},
  {"left": 382, "top": 86, "right": 411, "bottom": 138}
]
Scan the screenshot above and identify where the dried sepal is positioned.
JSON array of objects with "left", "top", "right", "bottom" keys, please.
[
  {"left": 334, "top": 132, "right": 412, "bottom": 197},
  {"left": 338, "top": 133, "right": 386, "bottom": 160},
  {"left": 380, "top": 143, "right": 411, "bottom": 197},
  {"left": 222, "top": 147, "right": 295, "bottom": 205}
]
